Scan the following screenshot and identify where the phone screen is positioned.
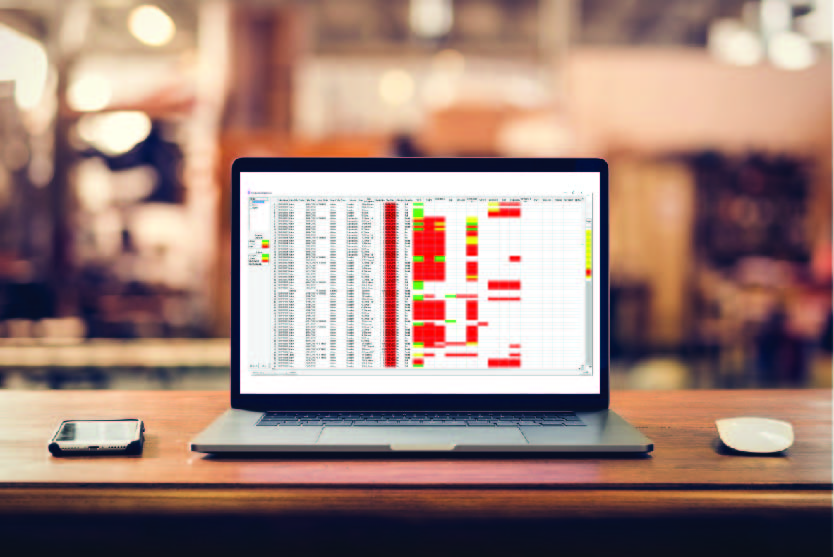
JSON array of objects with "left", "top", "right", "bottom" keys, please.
[{"left": 56, "top": 421, "right": 138, "bottom": 443}]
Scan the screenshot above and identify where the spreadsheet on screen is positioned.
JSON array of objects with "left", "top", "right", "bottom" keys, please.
[{"left": 240, "top": 172, "right": 601, "bottom": 395}]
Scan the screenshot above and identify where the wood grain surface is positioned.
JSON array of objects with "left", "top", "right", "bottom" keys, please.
[
  {"left": 0, "top": 390, "right": 830, "bottom": 517},
  {"left": 1, "top": 390, "right": 829, "bottom": 488},
  {"left": 2, "top": 488, "right": 830, "bottom": 518}
]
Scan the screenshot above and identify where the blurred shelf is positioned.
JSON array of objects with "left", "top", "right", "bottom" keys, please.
[{"left": 0, "top": 339, "right": 230, "bottom": 368}]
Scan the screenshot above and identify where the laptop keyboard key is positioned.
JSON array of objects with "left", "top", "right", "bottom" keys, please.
[{"left": 261, "top": 412, "right": 582, "bottom": 427}]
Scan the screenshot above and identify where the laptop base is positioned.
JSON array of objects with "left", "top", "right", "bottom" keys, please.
[{"left": 190, "top": 409, "right": 653, "bottom": 453}]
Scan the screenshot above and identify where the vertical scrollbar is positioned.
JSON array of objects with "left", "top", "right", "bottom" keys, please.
[
  {"left": 585, "top": 196, "right": 593, "bottom": 371},
  {"left": 383, "top": 202, "right": 397, "bottom": 367}
]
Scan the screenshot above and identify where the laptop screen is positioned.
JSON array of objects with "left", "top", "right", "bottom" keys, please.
[{"left": 239, "top": 171, "right": 601, "bottom": 395}]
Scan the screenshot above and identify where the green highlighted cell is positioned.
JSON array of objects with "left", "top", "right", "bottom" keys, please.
[
  {"left": 445, "top": 319, "right": 456, "bottom": 323},
  {"left": 434, "top": 255, "right": 445, "bottom": 262},
  {"left": 413, "top": 363, "right": 424, "bottom": 368},
  {"left": 413, "top": 255, "right": 424, "bottom": 262},
  {"left": 413, "top": 202, "right": 424, "bottom": 206},
  {"left": 414, "top": 342, "right": 424, "bottom": 348},
  {"left": 414, "top": 281, "right": 424, "bottom": 290},
  {"left": 414, "top": 322, "right": 424, "bottom": 327},
  {"left": 413, "top": 208, "right": 424, "bottom": 218},
  {"left": 445, "top": 294, "right": 456, "bottom": 298},
  {"left": 413, "top": 295, "right": 424, "bottom": 301}
]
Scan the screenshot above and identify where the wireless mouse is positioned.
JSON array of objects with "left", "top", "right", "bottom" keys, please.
[{"left": 715, "top": 417, "right": 794, "bottom": 454}]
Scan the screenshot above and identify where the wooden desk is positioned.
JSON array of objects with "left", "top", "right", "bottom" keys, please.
[{"left": 1, "top": 390, "right": 831, "bottom": 556}]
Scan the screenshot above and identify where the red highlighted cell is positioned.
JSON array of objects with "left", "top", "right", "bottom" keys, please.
[
  {"left": 488, "top": 358, "right": 521, "bottom": 368},
  {"left": 466, "top": 326, "right": 478, "bottom": 344},
  {"left": 466, "top": 261, "right": 478, "bottom": 282},
  {"left": 414, "top": 216, "right": 446, "bottom": 282},
  {"left": 413, "top": 358, "right": 424, "bottom": 366},
  {"left": 456, "top": 294, "right": 478, "bottom": 299},
  {"left": 414, "top": 300, "right": 445, "bottom": 321},
  {"left": 489, "top": 208, "right": 521, "bottom": 218},
  {"left": 488, "top": 297, "right": 521, "bottom": 302},
  {"left": 413, "top": 323, "right": 445, "bottom": 348},
  {"left": 509, "top": 344, "right": 521, "bottom": 349},
  {"left": 477, "top": 321, "right": 488, "bottom": 326},
  {"left": 467, "top": 245, "right": 478, "bottom": 257},
  {"left": 466, "top": 300, "right": 478, "bottom": 321},
  {"left": 509, "top": 256, "right": 521, "bottom": 263},
  {"left": 488, "top": 280, "right": 521, "bottom": 290},
  {"left": 488, "top": 203, "right": 522, "bottom": 218},
  {"left": 509, "top": 353, "right": 521, "bottom": 357},
  {"left": 415, "top": 262, "right": 445, "bottom": 281}
]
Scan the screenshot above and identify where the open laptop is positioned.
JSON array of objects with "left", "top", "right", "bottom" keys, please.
[{"left": 190, "top": 158, "right": 653, "bottom": 453}]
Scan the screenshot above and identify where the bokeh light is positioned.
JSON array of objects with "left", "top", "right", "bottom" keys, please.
[
  {"left": 769, "top": 31, "right": 817, "bottom": 70},
  {"left": 128, "top": 4, "right": 176, "bottom": 47},
  {"left": 67, "top": 73, "right": 112, "bottom": 112},
  {"left": 77, "top": 111, "right": 152, "bottom": 155},
  {"left": 0, "top": 24, "right": 48, "bottom": 110},
  {"left": 379, "top": 69, "right": 415, "bottom": 106}
]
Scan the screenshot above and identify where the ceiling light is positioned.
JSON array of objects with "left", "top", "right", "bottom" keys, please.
[
  {"left": 67, "top": 74, "right": 112, "bottom": 112},
  {"left": 128, "top": 5, "right": 176, "bottom": 47},
  {"left": 769, "top": 31, "right": 817, "bottom": 70},
  {"left": 410, "top": 0, "right": 453, "bottom": 39}
]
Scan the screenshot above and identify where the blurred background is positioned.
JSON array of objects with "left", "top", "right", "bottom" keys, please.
[{"left": 0, "top": 0, "right": 830, "bottom": 391}]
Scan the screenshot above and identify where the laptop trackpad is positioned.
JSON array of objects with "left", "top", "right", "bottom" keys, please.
[{"left": 316, "top": 427, "right": 526, "bottom": 450}]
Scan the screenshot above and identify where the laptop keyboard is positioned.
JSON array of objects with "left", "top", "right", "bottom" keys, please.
[{"left": 257, "top": 412, "right": 585, "bottom": 427}]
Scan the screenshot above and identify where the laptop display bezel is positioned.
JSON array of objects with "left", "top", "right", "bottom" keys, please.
[{"left": 231, "top": 157, "right": 609, "bottom": 411}]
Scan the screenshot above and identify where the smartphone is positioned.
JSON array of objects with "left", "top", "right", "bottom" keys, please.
[{"left": 49, "top": 419, "right": 144, "bottom": 456}]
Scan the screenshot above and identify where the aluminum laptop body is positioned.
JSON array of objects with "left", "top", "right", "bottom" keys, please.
[{"left": 191, "top": 158, "right": 652, "bottom": 453}]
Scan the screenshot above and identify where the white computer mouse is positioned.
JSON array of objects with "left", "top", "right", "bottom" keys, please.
[{"left": 715, "top": 417, "right": 794, "bottom": 454}]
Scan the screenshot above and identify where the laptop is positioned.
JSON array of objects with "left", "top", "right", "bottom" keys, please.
[{"left": 190, "top": 157, "right": 653, "bottom": 453}]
